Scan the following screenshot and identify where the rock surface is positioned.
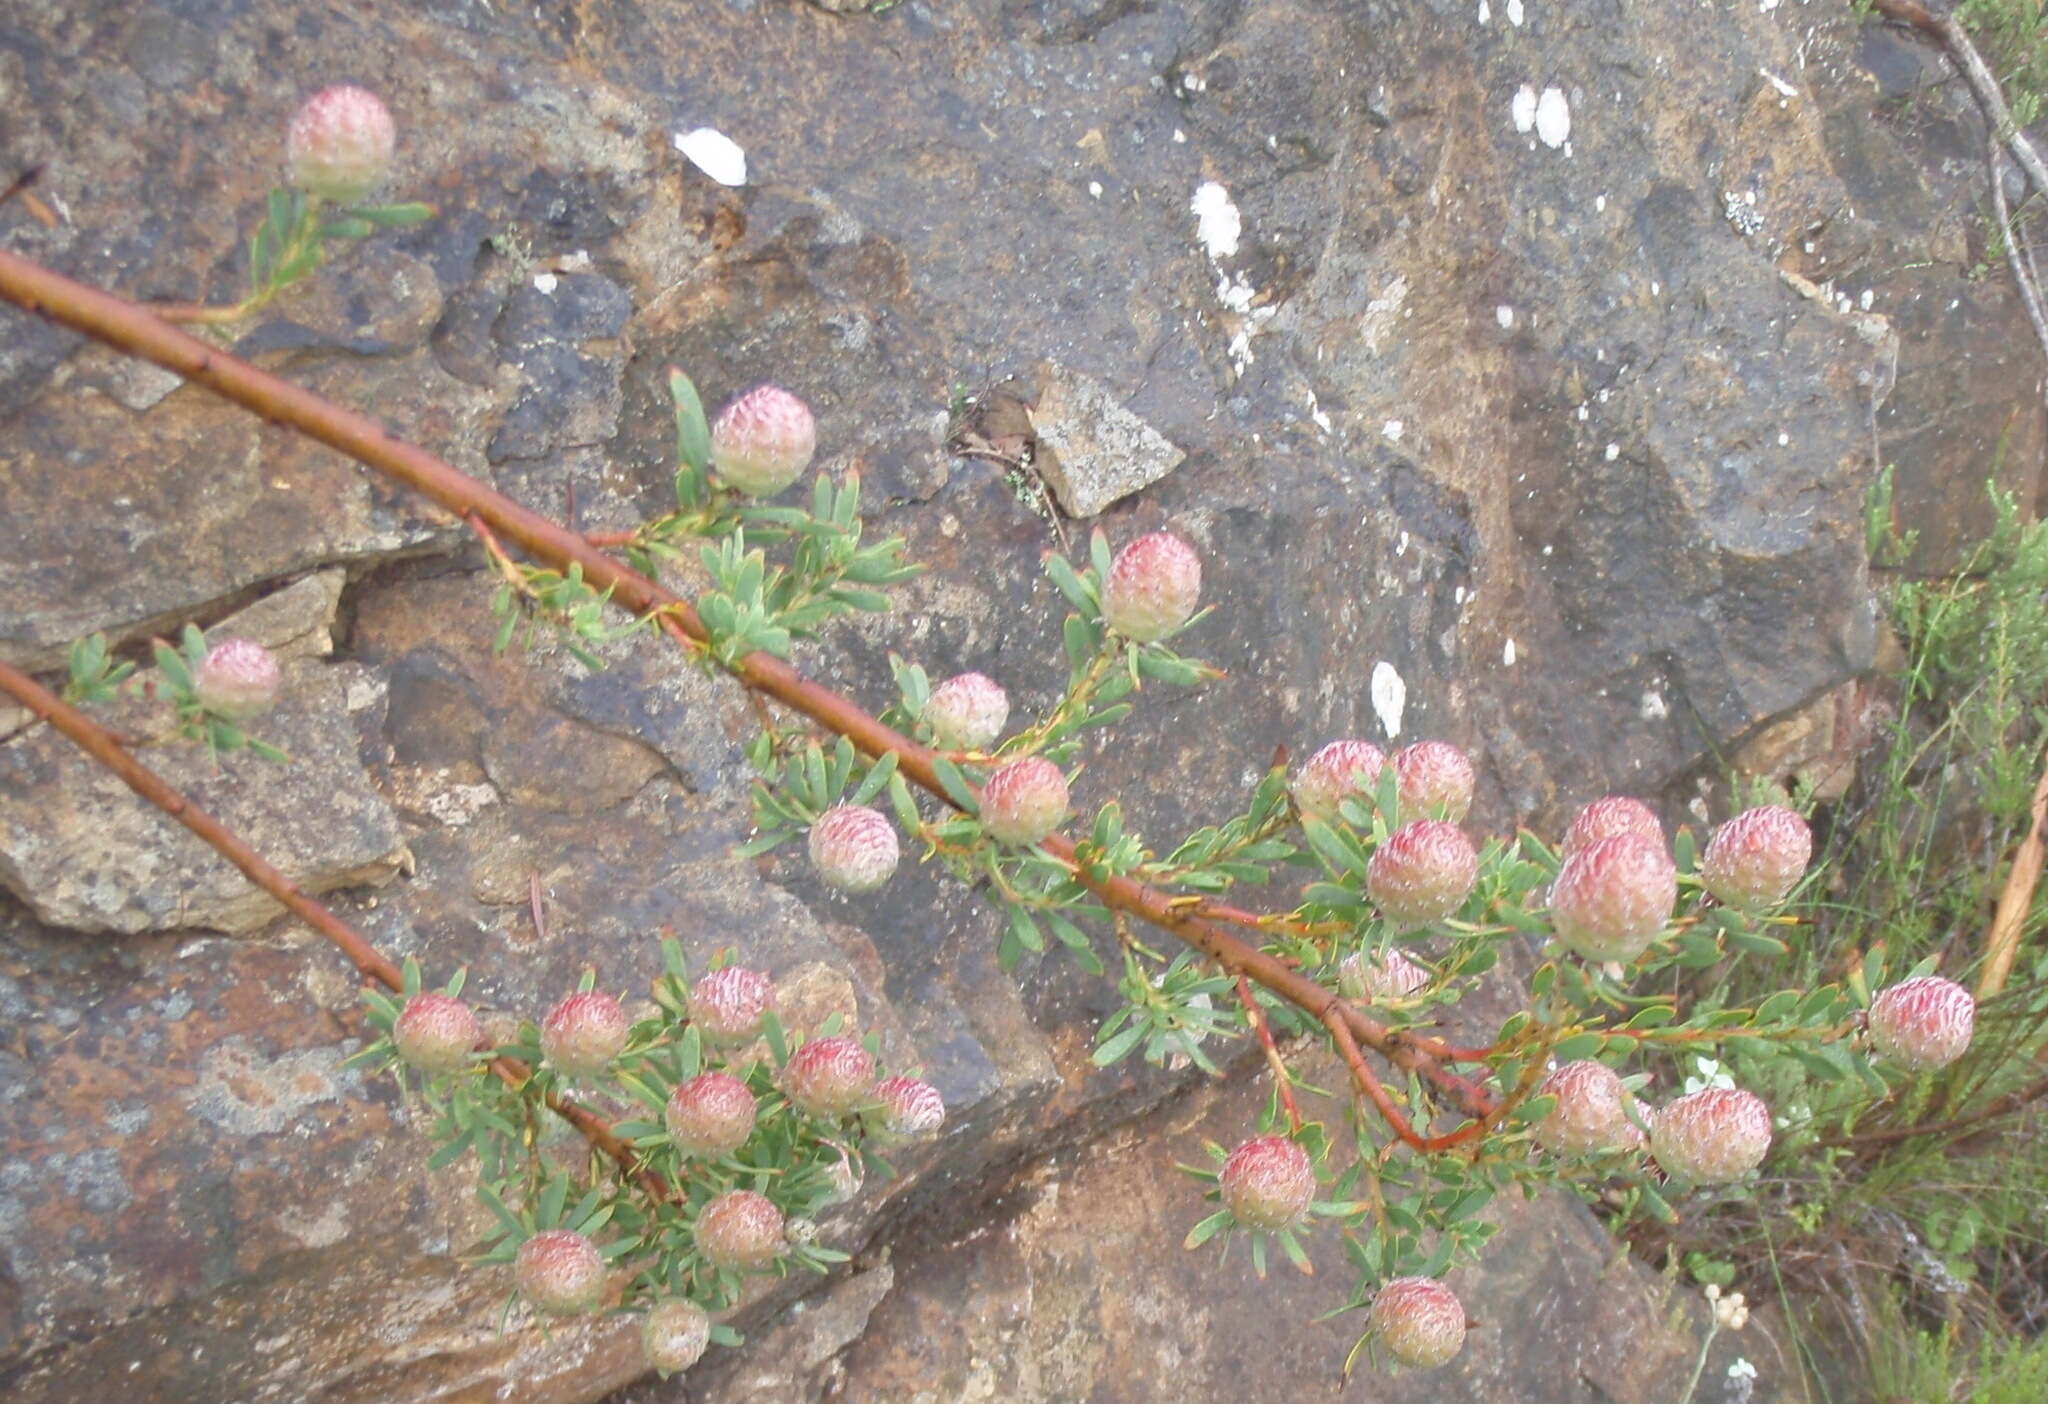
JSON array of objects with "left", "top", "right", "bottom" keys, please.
[{"left": 0, "top": 0, "right": 2035, "bottom": 1401}]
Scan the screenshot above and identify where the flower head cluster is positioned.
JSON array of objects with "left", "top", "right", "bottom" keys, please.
[
  {"left": 709, "top": 385, "right": 817, "bottom": 497},
  {"left": 1102, "top": 532, "right": 1201, "bottom": 642},
  {"left": 540, "top": 989, "right": 629, "bottom": 1077}
]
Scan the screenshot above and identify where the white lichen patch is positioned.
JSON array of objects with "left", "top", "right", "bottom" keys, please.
[
  {"left": 1190, "top": 181, "right": 1242, "bottom": 259},
  {"left": 1370, "top": 661, "right": 1407, "bottom": 739},
  {"left": 1512, "top": 85, "right": 1538, "bottom": 134},
  {"left": 1496, "top": 304, "right": 1515, "bottom": 329},
  {"left": 1507, "top": 0, "right": 1524, "bottom": 24},
  {"left": 1382, "top": 419, "right": 1405, "bottom": 442},
  {"left": 1503, "top": 638, "right": 1518, "bottom": 666},
  {"left": 186, "top": 1037, "right": 360, "bottom": 1137},
  {"left": 1535, "top": 88, "right": 1571, "bottom": 149},
  {"left": 674, "top": 127, "right": 747, "bottom": 187},
  {"left": 1361, "top": 276, "right": 1410, "bottom": 353}
]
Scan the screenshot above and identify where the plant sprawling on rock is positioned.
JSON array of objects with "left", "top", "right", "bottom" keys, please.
[{"left": 0, "top": 83, "right": 1998, "bottom": 1389}]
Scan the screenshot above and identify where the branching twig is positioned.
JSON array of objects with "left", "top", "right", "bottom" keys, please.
[
  {"left": 1819, "top": 1066, "right": 2048, "bottom": 1151},
  {"left": 0, "top": 246, "right": 1496, "bottom": 1131},
  {"left": 0, "top": 655, "right": 664, "bottom": 1201}
]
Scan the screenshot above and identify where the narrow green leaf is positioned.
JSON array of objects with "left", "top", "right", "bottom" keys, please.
[{"left": 669, "top": 368, "right": 711, "bottom": 474}]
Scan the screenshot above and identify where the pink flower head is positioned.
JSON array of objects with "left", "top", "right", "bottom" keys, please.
[
  {"left": 1337, "top": 948, "right": 1431, "bottom": 1003},
  {"left": 1367, "top": 820, "right": 1478, "bottom": 927},
  {"left": 665, "top": 1071, "right": 759, "bottom": 1158},
  {"left": 1548, "top": 832, "right": 1677, "bottom": 963},
  {"left": 1701, "top": 805, "right": 1812, "bottom": 911},
  {"left": 195, "top": 637, "right": 281, "bottom": 721},
  {"left": 1393, "top": 741, "right": 1475, "bottom": 823},
  {"left": 1868, "top": 975, "right": 1975, "bottom": 1072},
  {"left": 873, "top": 1075, "right": 945, "bottom": 1139},
  {"left": 1219, "top": 1135, "right": 1316, "bottom": 1231},
  {"left": 1561, "top": 796, "right": 1663, "bottom": 858},
  {"left": 1533, "top": 1060, "right": 1632, "bottom": 1156},
  {"left": 641, "top": 1298, "right": 712, "bottom": 1375},
  {"left": 923, "top": 672, "right": 1010, "bottom": 751},
  {"left": 392, "top": 991, "right": 481, "bottom": 1075},
  {"left": 709, "top": 385, "right": 817, "bottom": 497},
  {"left": 539, "top": 989, "right": 629, "bottom": 1077},
  {"left": 1651, "top": 1086, "right": 1772, "bottom": 1183},
  {"left": 1292, "top": 740, "right": 1388, "bottom": 821},
  {"left": 286, "top": 85, "right": 396, "bottom": 205},
  {"left": 515, "top": 1228, "right": 605, "bottom": 1316},
  {"left": 1369, "top": 1277, "right": 1466, "bottom": 1370},
  {"left": 1101, "top": 532, "right": 1202, "bottom": 642},
  {"left": 782, "top": 1035, "right": 878, "bottom": 1118},
  {"left": 695, "top": 1189, "right": 786, "bottom": 1272},
  {"left": 979, "top": 756, "right": 1070, "bottom": 846},
  {"left": 690, "top": 966, "right": 773, "bottom": 1045},
  {"left": 808, "top": 804, "right": 899, "bottom": 893}
]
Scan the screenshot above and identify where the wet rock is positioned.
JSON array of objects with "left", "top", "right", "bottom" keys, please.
[
  {"left": 0, "top": 660, "right": 407, "bottom": 935},
  {"left": 1026, "top": 361, "right": 1185, "bottom": 518}
]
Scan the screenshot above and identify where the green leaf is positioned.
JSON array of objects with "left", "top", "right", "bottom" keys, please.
[
  {"left": 428, "top": 1132, "right": 475, "bottom": 1172},
  {"left": 851, "top": 750, "right": 899, "bottom": 806},
  {"left": 1183, "top": 1209, "right": 1232, "bottom": 1250},
  {"left": 319, "top": 216, "right": 376, "bottom": 240},
  {"left": 1044, "top": 552, "right": 1095, "bottom": 613},
  {"left": 1550, "top": 1032, "right": 1606, "bottom": 1062},
  {"left": 1008, "top": 904, "right": 1045, "bottom": 954},
  {"left": 931, "top": 756, "right": 980, "bottom": 814},
  {"left": 887, "top": 772, "right": 921, "bottom": 832},
  {"left": 669, "top": 369, "right": 712, "bottom": 475},
  {"left": 347, "top": 201, "right": 435, "bottom": 227}
]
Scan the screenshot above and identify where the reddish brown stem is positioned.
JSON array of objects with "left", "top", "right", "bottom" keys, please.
[
  {"left": 1234, "top": 973, "right": 1303, "bottom": 1133},
  {"left": 0, "top": 247, "right": 1497, "bottom": 1130},
  {"left": 1323, "top": 1006, "right": 1482, "bottom": 1153},
  {"left": 0, "top": 655, "right": 663, "bottom": 1200}
]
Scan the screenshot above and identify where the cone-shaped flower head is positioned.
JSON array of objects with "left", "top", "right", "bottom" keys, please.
[
  {"left": 782, "top": 1035, "right": 878, "bottom": 1117},
  {"left": 1561, "top": 795, "right": 1663, "bottom": 858},
  {"left": 1369, "top": 1277, "right": 1466, "bottom": 1370},
  {"left": 539, "top": 990, "right": 629, "bottom": 1077},
  {"left": 392, "top": 992, "right": 481, "bottom": 1075},
  {"left": 923, "top": 672, "right": 1010, "bottom": 751},
  {"left": 1102, "top": 532, "right": 1201, "bottom": 642},
  {"left": 808, "top": 805, "right": 899, "bottom": 893},
  {"left": 1219, "top": 1135, "right": 1316, "bottom": 1231},
  {"left": 1292, "top": 740, "right": 1388, "bottom": 821},
  {"left": 1868, "top": 975, "right": 1976, "bottom": 1072},
  {"left": 1701, "top": 805, "right": 1812, "bottom": 911},
  {"left": 641, "top": 1299, "right": 712, "bottom": 1376},
  {"left": 1548, "top": 832, "right": 1677, "bottom": 963},
  {"left": 1338, "top": 948, "right": 1431, "bottom": 1003},
  {"left": 1393, "top": 741, "right": 1475, "bottom": 823},
  {"left": 1367, "top": 820, "right": 1478, "bottom": 927},
  {"left": 709, "top": 385, "right": 817, "bottom": 497},
  {"left": 1651, "top": 1086, "right": 1772, "bottom": 1184},
  {"left": 695, "top": 1189, "right": 786, "bottom": 1272},
  {"left": 979, "top": 757, "right": 1070, "bottom": 845},
  {"left": 195, "top": 637, "right": 282, "bottom": 721},
  {"left": 665, "top": 1071, "right": 758, "bottom": 1158},
  {"left": 515, "top": 1229, "right": 606, "bottom": 1316},
  {"left": 873, "top": 1075, "right": 945, "bottom": 1139},
  {"left": 286, "top": 85, "right": 395, "bottom": 205},
  {"left": 690, "top": 966, "right": 773, "bottom": 1045},
  {"left": 1533, "top": 1060, "right": 1633, "bottom": 1156}
]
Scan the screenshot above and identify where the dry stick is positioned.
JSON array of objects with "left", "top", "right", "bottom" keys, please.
[
  {"left": 1821, "top": 1065, "right": 2048, "bottom": 1152},
  {"left": 0, "top": 248, "right": 1496, "bottom": 1140},
  {"left": 1976, "top": 746, "right": 2048, "bottom": 1000},
  {"left": 1987, "top": 139, "right": 2048, "bottom": 394},
  {"left": 0, "top": 656, "right": 663, "bottom": 1199}
]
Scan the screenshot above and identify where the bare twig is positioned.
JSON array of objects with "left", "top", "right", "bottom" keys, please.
[
  {"left": 1234, "top": 973, "right": 1303, "bottom": 1132},
  {"left": 1820, "top": 1066, "right": 2048, "bottom": 1151},
  {"left": 0, "top": 656, "right": 663, "bottom": 1200},
  {"left": 0, "top": 246, "right": 1497, "bottom": 1131},
  {"left": 1987, "top": 138, "right": 2048, "bottom": 392}
]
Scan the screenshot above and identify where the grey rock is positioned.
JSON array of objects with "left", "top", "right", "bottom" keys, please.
[
  {"left": 0, "top": 661, "right": 407, "bottom": 935},
  {"left": 1027, "top": 360, "right": 1186, "bottom": 518}
]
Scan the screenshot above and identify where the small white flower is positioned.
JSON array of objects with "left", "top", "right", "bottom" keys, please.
[{"left": 1728, "top": 1357, "right": 1757, "bottom": 1380}]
